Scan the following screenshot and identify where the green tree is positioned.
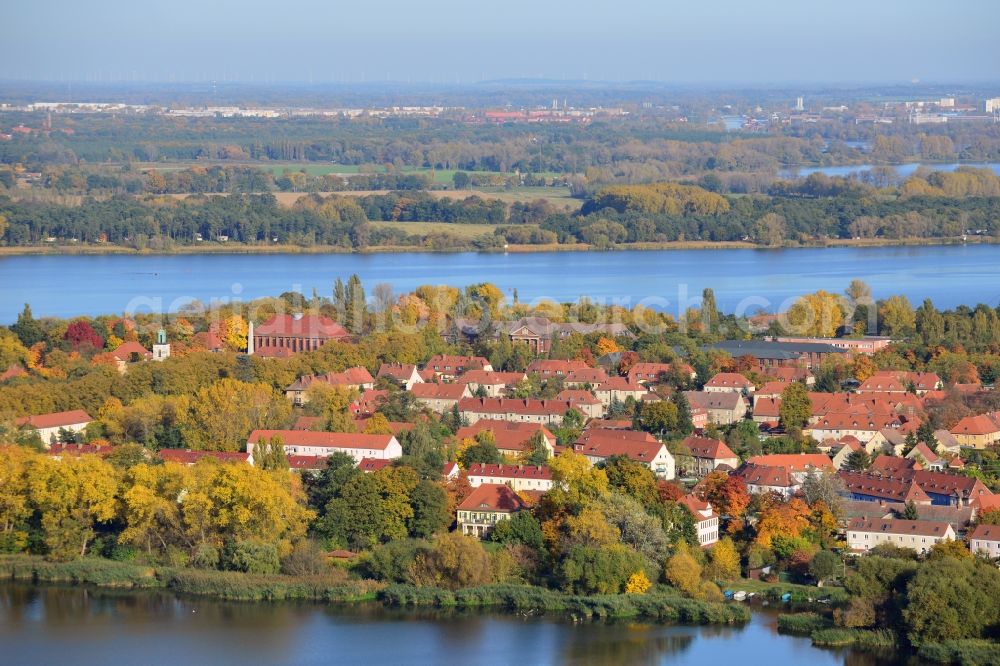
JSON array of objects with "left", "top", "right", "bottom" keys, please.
[
  {"left": 408, "top": 480, "right": 450, "bottom": 538},
  {"left": 902, "top": 558, "right": 1000, "bottom": 645},
  {"left": 809, "top": 550, "right": 840, "bottom": 584},
  {"left": 779, "top": 382, "right": 811, "bottom": 434}
]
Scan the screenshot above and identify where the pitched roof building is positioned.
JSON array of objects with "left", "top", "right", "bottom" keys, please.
[
  {"left": 457, "top": 483, "right": 526, "bottom": 538},
  {"left": 847, "top": 518, "right": 955, "bottom": 554},
  {"left": 253, "top": 313, "right": 350, "bottom": 354}
]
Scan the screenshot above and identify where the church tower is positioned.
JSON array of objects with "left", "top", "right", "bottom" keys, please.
[{"left": 152, "top": 328, "right": 171, "bottom": 361}]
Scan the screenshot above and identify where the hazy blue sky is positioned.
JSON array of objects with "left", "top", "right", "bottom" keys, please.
[{"left": 5, "top": 0, "right": 999, "bottom": 84}]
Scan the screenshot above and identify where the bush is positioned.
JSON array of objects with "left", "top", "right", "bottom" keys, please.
[
  {"left": 281, "top": 541, "right": 326, "bottom": 576},
  {"left": 776, "top": 612, "right": 832, "bottom": 635},
  {"left": 810, "top": 628, "right": 896, "bottom": 649},
  {"left": 166, "top": 569, "right": 377, "bottom": 602},
  {"left": 191, "top": 543, "right": 220, "bottom": 570},
  {"left": 0, "top": 555, "right": 158, "bottom": 588},
  {"left": 917, "top": 639, "right": 1000, "bottom": 665},
  {"left": 225, "top": 540, "right": 280, "bottom": 575}
]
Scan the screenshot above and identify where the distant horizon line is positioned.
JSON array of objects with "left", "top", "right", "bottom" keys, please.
[{"left": 2, "top": 77, "right": 1000, "bottom": 91}]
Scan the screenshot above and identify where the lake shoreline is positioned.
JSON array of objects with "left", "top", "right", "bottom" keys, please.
[{"left": 0, "top": 235, "right": 994, "bottom": 257}]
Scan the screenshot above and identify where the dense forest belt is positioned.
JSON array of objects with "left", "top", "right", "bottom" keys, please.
[{"left": 0, "top": 555, "right": 747, "bottom": 625}]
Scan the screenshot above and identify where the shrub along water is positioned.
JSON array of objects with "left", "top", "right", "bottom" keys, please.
[{"left": 378, "top": 583, "right": 750, "bottom": 624}]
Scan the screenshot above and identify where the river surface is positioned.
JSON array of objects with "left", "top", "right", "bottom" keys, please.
[
  {"left": 0, "top": 584, "right": 906, "bottom": 666},
  {"left": 779, "top": 162, "right": 1000, "bottom": 179},
  {"left": 2, "top": 245, "right": 1000, "bottom": 322}
]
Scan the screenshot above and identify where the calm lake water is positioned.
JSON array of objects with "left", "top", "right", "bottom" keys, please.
[
  {"left": 779, "top": 162, "right": 1000, "bottom": 179},
  {"left": 0, "top": 584, "right": 905, "bottom": 666},
  {"left": 2, "top": 245, "right": 1000, "bottom": 323}
]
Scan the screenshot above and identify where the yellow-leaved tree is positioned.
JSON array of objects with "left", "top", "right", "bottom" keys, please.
[
  {"left": 27, "top": 454, "right": 119, "bottom": 560},
  {"left": 187, "top": 379, "right": 291, "bottom": 451}
]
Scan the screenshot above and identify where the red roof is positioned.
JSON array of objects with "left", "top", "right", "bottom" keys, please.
[
  {"left": 753, "top": 397, "right": 782, "bottom": 418},
  {"left": 573, "top": 429, "right": 665, "bottom": 463},
  {"left": 969, "top": 524, "right": 1000, "bottom": 543},
  {"left": 358, "top": 457, "right": 394, "bottom": 473},
  {"left": 287, "top": 367, "right": 374, "bottom": 391},
  {"left": 425, "top": 355, "right": 491, "bottom": 374},
  {"left": 467, "top": 463, "right": 552, "bottom": 480},
  {"left": 526, "top": 359, "right": 590, "bottom": 376},
  {"left": 837, "top": 470, "right": 931, "bottom": 503},
  {"left": 350, "top": 390, "right": 388, "bottom": 415},
  {"left": 458, "top": 397, "right": 574, "bottom": 417},
  {"left": 848, "top": 518, "right": 952, "bottom": 537},
  {"left": 411, "top": 383, "right": 469, "bottom": 400},
  {"left": 46, "top": 442, "right": 116, "bottom": 457},
  {"left": 735, "top": 463, "right": 796, "bottom": 488},
  {"left": 255, "top": 314, "right": 349, "bottom": 340},
  {"left": 678, "top": 494, "right": 717, "bottom": 520},
  {"left": 457, "top": 483, "right": 526, "bottom": 512},
  {"left": 556, "top": 389, "right": 602, "bottom": 405},
  {"left": 870, "top": 455, "right": 921, "bottom": 474},
  {"left": 704, "top": 373, "right": 752, "bottom": 389},
  {"left": 0, "top": 365, "right": 27, "bottom": 382},
  {"left": 247, "top": 430, "right": 395, "bottom": 450},
  {"left": 594, "top": 377, "right": 647, "bottom": 393},
  {"left": 950, "top": 413, "right": 1000, "bottom": 436},
  {"left": 681, "top": 435, "right": 737, "bottom": 461},
  {"left": 287, "top": 455, "right": 328, "bottom": 470},
  {"left": 110, "top": 341, "right": 151, "bottom": 362},
  {"left": 627, "top": 362, "right": 695, "bottom": 382},
  {"left": 17, "top": 409, "right": 92, "bottom": 430},
  {"left": 746, "top": 453, "right": 833, "bottom": 471},
  {"left": 377, "top": 363, "right": 419, "bottom": 381},
  {"left": 456, "top": 370, "right": 526, "bottom": 386},
  {"left": 455, "top": 420, "right": 554, "bottom": 452},
  {"left": 564, "top": 367, "right": 610, "bottom": 384}
]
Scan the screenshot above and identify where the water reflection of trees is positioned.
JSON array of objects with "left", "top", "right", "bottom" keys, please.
[{"left": 558, "top": 623, "right": 695, "bottom": 666}]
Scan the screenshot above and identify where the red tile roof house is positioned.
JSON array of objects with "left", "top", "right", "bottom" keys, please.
[
  {"left": 677, "top": 436, "right": 739, "bottom": 477},
  {"left": 949, "top": 412, "right": 1000, "bottom": 449},
  {"left": 16, "top": 409, "right": 93, "bottom": 447},
  {"left": 573, "top": 428, "right": 675, "bottom": 479},
  {"left": 626, "top": 362, "right": 697, "bottom": 385},
  {"left": 467, "top": 463, "right": 554, "bottom": 492},
  {"left": 293, "top": 415, "right": 324, "bottom": 431},
  {"left": 555, "top": 389, "right": 604, "bottom": 419},
  {"left": 410, "top": 382, "right": 472, "bottom": 413},
  {"left": 846, "top": 518, "right": 955, "bottom": 555},
  {"left": 525, "top": 359, "right": 591, "bottom": 378},
  {"left": 857, "top": 371, "right": 942, "bottom": 396},
  {"left": 703, "top": 372, "right": 753, "bottom": 394},
  {"left": 252, "top": 313, "right": 350, "bottom": 356},
  {"left": 562, "top": 366, "right": 610, "bottom": 388},
  {"left": 0, "top": 364, "right": 28, "bottom": 382},
  {"left": 284, "top": 367, "right": 375, "bottom": 405},
  {"left": 358, "top": 457, "right": 394, "bottom": 473},
  {"left": 593, "top": 377, "right": 649, "bottom": 411},
  {"left": 456, "top": 370, "right": 527, "bottom": 398},
  {"left": 46, "top": 442, "right": 116, "bottom": 458},
  {"left": 159, "top": 449, "right": 251, "bottom": 465},
  {"left": 683, "top": 391, "right": 748, "bottom": 425},
  {"left": 678, "top": 495, "right": 719, "bottom": 547},
  {"left": 733, "top": 463, "right": 801, "bottom": 498},
  {"left": 457, "top": 483, "right": 527, "bottom": 538},
  {"left": 455, "top": 420, "right": 556, "bottom": 458},
  {"left": 459, "top": 397, "right": 576, "bottom": 426},
  {"left": 906, "top": 442, "right": 946, "bottom": 471},
  {"left": 806, "top": 412, "right": 904, "bottom": 444},
  {"left": 969, "top": 524, "right": 1000, "bottom": 559},
  {"left": 830, "top": 437, "right": 865, "bottom": 469},
  {"left": 753, "top": 381, "right": 791, "bottom": 404},
  {"left": 424, "top": 355, "right": 492, "bottom": 380},
  {"left": 752, "top": 397, "right": 782, "bottom": 424},
  {"left": 247, "top": 430, "right": 402, "bottom": 465},
  {"left": 109, "top": 340, "right": 152, "bottom": 373},
  {"left": 837, "top": 470, "right": 933, "bottom": 505},
  {"left": 349, "top": 390, "right": 389, "bottom": 417},
  {"left": 376, "top": 363, "right": 424, "bottom": 390}
]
